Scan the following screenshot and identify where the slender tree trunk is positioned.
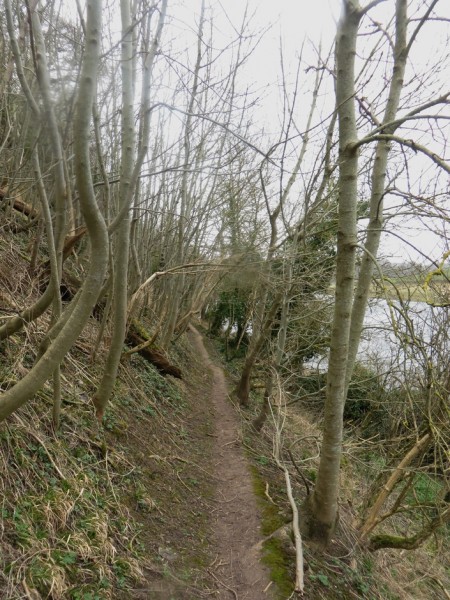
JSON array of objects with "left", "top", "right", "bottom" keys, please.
[
  {"left": 302, "top": 0, "right": 361, "bottom": 548},
  {"left": 0, "top": 0, "right": 107, "bottom": 422},
  {"left": 253, "top": 263, "right": 291, "bottom": 431},
  {"left": 235, "top": 293, "right": 282, "bottom": 407},
  {"left": 33, "top": 147, "right": 64, "bottom": 429},
  {"left": 93, "top": 0, "right": 168, "bottom": 419},
  {"left": 30, "top": 6, "right": 70, "bottom": 429},
  {"left": 92, "top": 0, "right": 135, "bottom": 420}
]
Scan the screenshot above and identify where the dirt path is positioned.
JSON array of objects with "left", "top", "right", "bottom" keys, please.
[{"left": 188, "top": 326, "right": 273, "bottom": 600}]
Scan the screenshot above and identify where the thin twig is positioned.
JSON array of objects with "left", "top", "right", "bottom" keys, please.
[
  {"left": 265, "top": 482, "right": 276, "bottom": 504},
  {"left": 288, "top": 449, "right": 310, "bottom": 496},
  {"left": 15, "top": 418, "right": 66, "bottom": 480},
  {"left": 207, "top": 568, "right": 238, "bottom": 600}
]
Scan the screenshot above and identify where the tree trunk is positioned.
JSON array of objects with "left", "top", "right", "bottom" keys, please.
[
  {"left": 92, "top": 0, "right": 135, "bottom": 420},
  {"left": 235, "top": 293, "right": 282, "bottom": 407},
  {"left": 93, "top": 0, "right": 168, "bottom": 420},
  {"left": 302, "top": 0, "right": 361, "bottom": 548},
  {"left": 0, "top": 0, "right": 107, "bottom": 422}
]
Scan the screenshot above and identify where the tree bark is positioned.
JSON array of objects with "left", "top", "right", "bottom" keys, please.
[
  {"left": 235, "top": 293, "right": 282, "bottom": 407},
  {"left": 359, "top": 433, "right": 431, "bottom": 538},
  {"left": 0, "top": 0, "right": 107, "bottom": 422},
  {"left": 303, "top": 0, "right": 361, "bottom": 548},
  {"left": 345, "top": 0, "right": 408, "bottom": 390},
  {"left": 92, "top": 0, "right": 135, "bottom": 420}
]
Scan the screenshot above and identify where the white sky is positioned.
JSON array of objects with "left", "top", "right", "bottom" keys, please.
[
  {"left": 68, "top": 0, "right": 449, "bottom": 265},
  {"left": 169, "top": 1, "right": 449, "bottom": 264}
]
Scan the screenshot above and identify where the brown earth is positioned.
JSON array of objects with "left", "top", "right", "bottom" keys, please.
[
  {"left": 189, "top": 325, "right": 274, "bottom": 600},
  {"left": 120, "top": 325, "right": 274, "bottom": 599}
]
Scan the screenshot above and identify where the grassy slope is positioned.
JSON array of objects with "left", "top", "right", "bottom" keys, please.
[
  {"left": 0, "top": 333, "right": 218, "bottom": 599},
  {"left": 0, "top": 230, "right": 218, "bottom": 599}
]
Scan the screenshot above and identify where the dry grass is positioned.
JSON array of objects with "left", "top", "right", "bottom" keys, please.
[{"left": 0, "top": 230, "right": 217, "bottom": 599}]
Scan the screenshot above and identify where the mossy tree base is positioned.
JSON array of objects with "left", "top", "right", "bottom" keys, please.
[{"left": 300, "top": 494, "right": 338, "bottom": 550}]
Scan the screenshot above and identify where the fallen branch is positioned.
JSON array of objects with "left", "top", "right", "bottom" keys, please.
[
  {"left": 128, "top": 261, "right": 225, "bottom": 318},
  {"left": 288, "top": 449, "right": 310, "bottom": 497},
  {"left": 0, "top": 187, "right": 39, "bottom": 219},
  {"left": 207, "top": 569, "right": 238, "bottom": 600},
  {"left": 271, "top": 377, "right": 305, "bottom": 595},
  {"left": 125, "top": 322, "right": 182, "bottom": 378},
  {"left": 359, "top": 432, "right": 431, "bottom": 538},
  {"left": 264, "top": 482, "right": 276, "bottom": 505},
  {"left": 275, "top": 458, "right": 305, "bottom": 595}
]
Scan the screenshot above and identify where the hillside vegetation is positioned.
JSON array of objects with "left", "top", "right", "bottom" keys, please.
[
  {"left": 1, "top": 1, "right": 450, "bottom": 599},
  {"left": 1, "top": 228, "right": 449, "bottom": 600}
]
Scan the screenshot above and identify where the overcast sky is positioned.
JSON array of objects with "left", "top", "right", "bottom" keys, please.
[
  {"left": 93, "top": 0, "right": 450, "bottom": 264},
  {"left": 235, "top": 0, "right": 449, "bottom": 265}
]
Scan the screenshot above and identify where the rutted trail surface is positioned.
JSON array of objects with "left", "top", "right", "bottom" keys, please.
[{"left": 189, "top": 326, "right": 273, "bottom": 600}]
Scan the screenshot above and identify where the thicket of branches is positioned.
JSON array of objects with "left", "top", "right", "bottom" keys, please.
[{"left": 0, "top": 0, "right": 449, "bottom": 571}]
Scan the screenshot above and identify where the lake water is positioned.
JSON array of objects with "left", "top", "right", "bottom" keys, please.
[{"left": 311, "top": 298, "right": 445, "bottom": 382}]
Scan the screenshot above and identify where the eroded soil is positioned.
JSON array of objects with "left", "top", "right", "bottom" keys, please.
[{"left": 189, "top": 326, "right": 273, "bottom": 600}]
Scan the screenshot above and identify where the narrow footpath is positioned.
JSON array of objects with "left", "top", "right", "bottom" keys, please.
[{"left": 188, "top": 326, "right": 273, "bottom": 600}]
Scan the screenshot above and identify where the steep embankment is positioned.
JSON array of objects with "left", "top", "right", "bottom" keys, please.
[{"left": 0, "top": 231, "right": 273, "bottom": 599}]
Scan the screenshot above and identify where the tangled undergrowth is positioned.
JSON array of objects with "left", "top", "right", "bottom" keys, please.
[
  {"left": 0, "top": 231, "right": 217, "bottom": 599},
  {"left": 204, "top": 334, "right": 450, "bottom": 600},
  {"left": 242, "top": 396, "right": 450, "bottom": 600}
]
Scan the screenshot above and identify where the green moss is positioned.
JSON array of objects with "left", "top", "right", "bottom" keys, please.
[
  {"left": 250, "top": 466, "right": 284, "bottom": 535},
  {"left": 408, "top": 473, "right": 442, "bottom": 505},
  {"left": 262, "top": 537, "right": 293, "bottom": 598},
  {"left": 250, "top": 466, "right": 293, "bottom": 598},
  {"left": 130, "top": 319, "right": 152, "bottom": 341}
]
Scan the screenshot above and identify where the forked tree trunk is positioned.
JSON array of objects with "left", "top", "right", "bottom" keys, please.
[
  {"left": 304, "top": 0, "right": 410, "bottom": 550},
  {"left": 345, "top": 0, "right": 408, "bottom": 390},
  {"left": 0, "top": 0, "right": 107, "bottom": 422}
]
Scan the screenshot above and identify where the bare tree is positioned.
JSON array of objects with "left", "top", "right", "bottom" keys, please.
[
  {"left": 302, "top": 0, "right": 450, "bottom": 548},
  {"left": 0, "top": 0, "right": 107, "bottom": 422}
]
